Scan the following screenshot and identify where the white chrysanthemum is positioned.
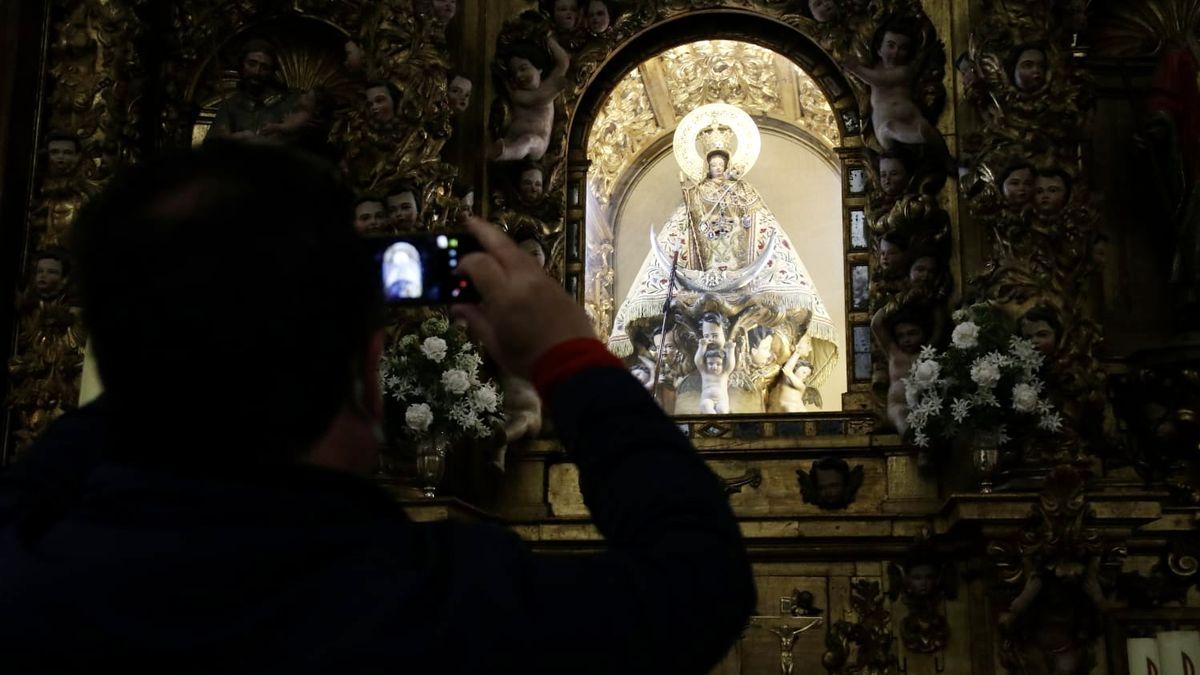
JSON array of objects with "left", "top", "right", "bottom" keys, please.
[
  {"left": 912, "top": 359, "right": 942, "bottom": 387},
  {"left": 905, "top": 382, "right": 921, "bottom": 408},
  {"left": 1039, "top": 412, "right": 1064, "bottom": 432},
  {"left": 970, "top": 359, "right": 1002, "bottom": 388},
  {"left": 951, "top": 321, "right": 981, "bottom": 349},
  {"left": 421, "top": 337, "right": 448, "bottom": 362},
  {"left": 951, "top": 398, "right": 972, "bottom": 423},
  {"left": 405, "top": 403, "right": 434, "bottom": 432},
  {"left": 441, "top": 369, "right": 471, "bottom": 395},
  {"left": 913, "top": 431, "right": 930, "bottom": 447},
  {"left": 399, "top": 334, "right": 418, "bottom": 349},
  {"left": 952, "top": 309, "right": 969, "bottom": 322},
  {"left": 1011, "top": 382, "right": 1039, "bottom": 413},
  {"left": 472, "top": 385, "right": 499, "bottom": 413},
  {"left": 919, "top": 345, "right": 939, "bottom": 361}
]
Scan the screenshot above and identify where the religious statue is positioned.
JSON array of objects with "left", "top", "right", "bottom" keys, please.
[
  {"left": 386, "top": 183, "right": 423, "bottom": 231},
  {"left": 843, "top": 19, "right": 949, "bottom": 161},
  {"left": 888, "top": 549, "right": 957, "bottom": 654},
  {"left": 769, "top": 348, "right": 821, "bottom": 413},
  {"left": 31, "top": 131, "right": 96, "bottom": 250},
  {"left": 798, "top": 457, "right": 865, "bottom": 510},
  {"left": 207, "top": 39, "right": 302, "bottom": 143},
  {"left": 7, "top": 249, "right": 86, "bottom": 454},
  {"left": 447, "top": 74, "right": 472, "bottom": 114},
  {"left": 490, "top": 35, "right": 570, "bottom": 162},
  {"left": 585, "top": 0, "right": 612, "bottom": 35},
  {"left": 609, "top": 104, "right": 839, "bottom": 415},
  {"left": 873, "top": 306, "right": 932, "bottom": 435},
  {"left": 354, "top": 196, "right": 388, "bottom": 235}
]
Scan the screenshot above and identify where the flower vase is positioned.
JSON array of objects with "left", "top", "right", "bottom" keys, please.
[
  {"left": 973, "top": 429, "right": 1001, "bottom": 494},
  {"left": 415, "top": 432, "right": 449, "bottom": 498}
]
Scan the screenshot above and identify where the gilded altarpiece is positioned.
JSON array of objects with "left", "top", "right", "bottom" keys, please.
[{"left": 2, "top": 1, "right": 1200, "bottom": 674}]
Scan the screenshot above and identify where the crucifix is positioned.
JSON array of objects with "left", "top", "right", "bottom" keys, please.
[{"left": 747, "top": 596, "right": 824, "bottom": 675}]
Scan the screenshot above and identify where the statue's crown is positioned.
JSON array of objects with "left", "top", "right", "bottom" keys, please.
[{"left": 697, "top": 123, "right": 737, "bottom": 158}]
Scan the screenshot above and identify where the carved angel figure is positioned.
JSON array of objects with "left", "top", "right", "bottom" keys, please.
[
  {"left": 490, "top": 35, "right": 570, "bottom": 162},
  {"left": 798, "top": 457, "right": 865, "bottom": 510}
]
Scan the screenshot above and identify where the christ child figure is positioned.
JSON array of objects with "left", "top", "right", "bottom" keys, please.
[
  {"left": 772, "top": 349, "right": 816, "bottom": 413},
  {"left": 845, "top": 21, "right": 948, "bottom": 157},
  {"left": 872, "top": 308, "right": 930, "bottom": 434},
  {"left": 695, "top": 341, "right": 736, "bottom": 414},
  {"left": 491, "top": 35, "right": 570, "bottom": 162}
]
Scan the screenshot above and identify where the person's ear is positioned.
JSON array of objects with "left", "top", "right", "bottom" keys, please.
[{"left": 361, "top": 329, "right": 385, "bottom": 421}]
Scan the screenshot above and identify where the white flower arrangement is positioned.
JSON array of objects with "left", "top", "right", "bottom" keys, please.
[
  {"left": 381, "top": 316, "right": 505, "bottom": 441},
  {"left": 901, "top": 304, "right": 1059, "bottom": 448}
]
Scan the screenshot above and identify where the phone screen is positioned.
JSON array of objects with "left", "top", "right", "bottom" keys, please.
[{"left": 365, "top": 232, "right": 481, "bottom": 304}]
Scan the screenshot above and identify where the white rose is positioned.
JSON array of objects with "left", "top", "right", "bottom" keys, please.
[
  {"left": 441, "top": 369, "right": 471, "bottom": 395},
  {"left": 912, "top": 359, "right": 941, "bottom": 387},
  {"left": 421, "top": 337, "right": 448, "bottom": 363},
  {"left": 472, "top": 386, "right": 499, "bottom": 412},
  {"left": 1011, "top": 382, "right": 1039, "bottom": 413},
  {"left": 405, "top": 403, "right": 434, "bottom": 432},
  {"left": 951, "top": 321, "right": 980, "bottom": 350},
  {"left": 970, "top": 359, "right": 1002, "bottom": 388}
]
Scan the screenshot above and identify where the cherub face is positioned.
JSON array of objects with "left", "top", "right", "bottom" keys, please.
[
  {"left": 365, "top": 86, "right": 396, "bottom": 125},
  {"left": 1034, "top": 175, "right": 1068, "bottom": 216},
  {"left": 708, "top": 154, "right": 728, "bottom": 179},
  {"left": 815, "top": 468, "right": 845, "bottom": 504},
  {"left": 704, "top": 352, "right": 724, "bottom": 372},
  {"left": 518, "top": 238, "right": 547, "bottom": 268},
  {"left": 431, "top": 0, "right": 457, "bottom": 24},
  {"left": 906, "top": 564, "right": 938, "bottom": 597},
  {"left": 878, "top": 31, "right": 914, "bottom": 68},
  {"left": 387, "top": 191, "right": 419, "bottom": 229},
  {"left": 47, "top": 139, "right": 80, "bottom": 177},
  {"left": 510, "top": 56, "right": 542, "bottom": 91},
  {"left": 879, "top": 157, "right": 909, "bottom": 196},
  {"left": 808, "top": 0, "right": 838, "bottom": 22},
  {"left": 652, "top": 331, "right": 678, "bottom": 361},
  {"left": 553, "top": 0, "right": 579, "bottom": 31},
  {"left": 354, "top": 200, "right": 386, "bottom": 234},
  {"left": 701, "top": 320, "right": 725, "bottom": 344},
  {"left": 587, "top": 0, "right": 610, "bottom": 33},
  {"left": 879, "top": 239, "right": 906, "bottom": 274},
  {"left": 1021, "top": 319, "right": 1057, "bottom": 356},
  {"left": 894, "top": 321, "right": 926, "bottom": 354},
  {"left": 1014, "top": 48, "right": 1048, "bottom": 92},
  {"left": 518, "top": 168, "right": 544, "bottom": 203},
  {"left": 34, "top": 258, "right": 65, "bottom": 298},
  {"left": 909, "top": 256, "right": 936, "bottom": 283},
  {"left": 1002, "top": 167, "right": 1035, "bottom": 206},
  {"left": 240, "top": 50, "right": 274, "bottom": 89},
  {"left": 793, "top": 362, "right": 813, "bottom": 381},
  {"left": 447, "top": 76, "right": 472, "bottom": 113}
]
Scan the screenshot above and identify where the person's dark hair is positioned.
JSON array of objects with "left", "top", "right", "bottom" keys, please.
[
  {"left": 506, "top": 41, "right": 552, "bottom": 77},
  {"left": 386, "top": 182, "right": 423, "bottom": 213},
  {"left": 878, "top": 150, "right": 912, "bottom": 173},
  {"left": 1020, "top": 305, "right": 1061, "bottom": 335},
  {"left": 1036, "top": 167, "right": 1073, "bottom": 198},
  {"left": 238, "top": 38, "right": 277, "bottom": 64},
  {"left": 812, "top": 456, "right": 851, "bottom": 480},
  {"left": 45, "top": 130, "right": 81, "bottom": 153},
  {"left": 1000, "top": 162, "right": 1035, "bottom": 185},
  {"left": 518, "top": 162, "right": 544, "bottom": 180},
  {"left": 33, "top": 248, "right": 72, "bottom": 278},
  {"left": 73, "top": 142, "right": 381, "bottom": 462},
  {"left": 515, "top": 231, "right": 548, "bottom": 257},
  {"left": 706, "top": 150, "right": 731, "bottom": 166}
]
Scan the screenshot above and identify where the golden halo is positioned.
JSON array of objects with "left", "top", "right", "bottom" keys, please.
[{"left": 672, "top": 103, "right": 762, "bottom": 183}]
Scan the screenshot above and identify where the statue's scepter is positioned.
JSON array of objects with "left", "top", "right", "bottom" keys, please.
[{"left": 651, "top": 250, "right": 680, "bottom": 408}]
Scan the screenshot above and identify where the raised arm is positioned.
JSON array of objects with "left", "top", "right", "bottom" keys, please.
[
  {"left": 536, "top": 34, "right": 570, "bottom": 99},
  {"left": 449, "top": 218, "right": 755, "bottom": 673},
  {"left": 844, "top": 61, "right": 912, "bottom": 87}
]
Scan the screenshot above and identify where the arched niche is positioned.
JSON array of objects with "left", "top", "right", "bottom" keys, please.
[{"left": 562, "top": 10, "right": 875, "bottom": 412}]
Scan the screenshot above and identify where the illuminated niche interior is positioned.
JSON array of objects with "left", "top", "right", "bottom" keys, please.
[{"left": 585, "top": 40, "right": 848, "bottom": 413}]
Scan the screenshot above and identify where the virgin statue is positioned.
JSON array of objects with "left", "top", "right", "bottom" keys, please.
[{"left": 608, "top": 104, "right": 839, "bottom": 415}]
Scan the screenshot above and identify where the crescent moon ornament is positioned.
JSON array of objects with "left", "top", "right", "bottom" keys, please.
[{"left": 672, "top": 103, "right": 763, "bottom": 183}]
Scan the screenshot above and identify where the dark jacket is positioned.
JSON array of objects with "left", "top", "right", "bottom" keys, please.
[{"left": 0, "top": 368, "right": 755, "bottom": 674}]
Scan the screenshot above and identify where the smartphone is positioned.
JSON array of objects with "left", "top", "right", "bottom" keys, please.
[{"left": 365, "top": 232, "right": 481, "bottom": 304}]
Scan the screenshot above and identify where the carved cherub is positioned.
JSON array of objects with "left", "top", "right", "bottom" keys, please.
[
  {"left": 33, "top": 131, "right": 97, "bottom": 249},
  {"left": 843, "top": 19, "right": 949, "bottom": 162},
  {"left": 872, "top": 305, "right": 932, "bottom": 436},
  {"left": 695, "top": 337, "right": 736, "bottom": 415},
  {"left": 798, "top": 457, "right": 865, "bottom": 510},
  {"left": 770, "top": 349, "right": 821, "bottom": 413},
  {"left": 490, "top": 35, "right": 570, "bottom": 162}
]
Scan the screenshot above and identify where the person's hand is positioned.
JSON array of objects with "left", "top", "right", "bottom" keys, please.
[{"left": 452, "top": 217, "right": 596, "bottom": 379}]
